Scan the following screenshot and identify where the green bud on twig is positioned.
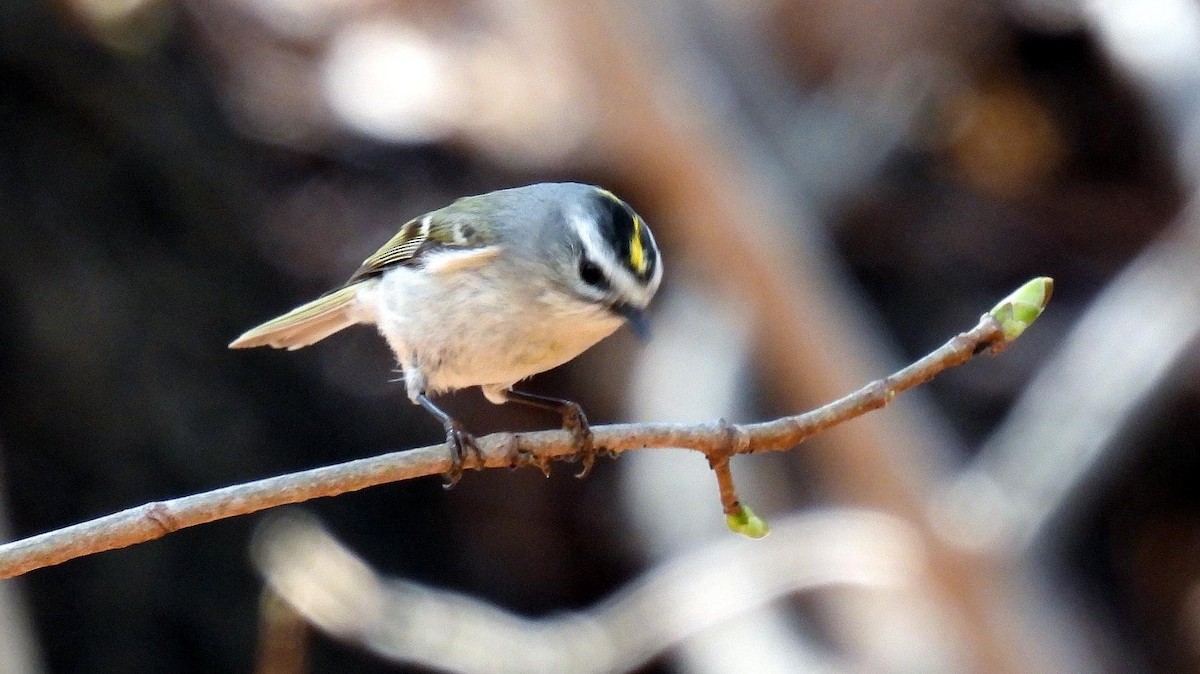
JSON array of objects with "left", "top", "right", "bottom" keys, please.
[
  {"left": 988, "top": 277, "right": 1053, "bottom": 343},
  {"left": 725, "top": 504, "right": 770, "bottom": 539}
]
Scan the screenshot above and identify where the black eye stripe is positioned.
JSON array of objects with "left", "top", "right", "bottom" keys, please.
[{"left": 578, "top": 256, "right": 610, "bottom": 290}]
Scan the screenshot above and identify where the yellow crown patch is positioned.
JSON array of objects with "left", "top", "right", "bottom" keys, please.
[{"left": 629, "top": 215, "right": 647, "bottom": 275}]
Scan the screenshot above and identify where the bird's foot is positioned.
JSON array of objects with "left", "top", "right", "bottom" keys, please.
[
  {"left": 560, "top": 402, "right": 597, "bottom": 479},
  {"left": 441, "top": 420, "right": 483, "bottom": 489},
  {"left": 416, "top": 392, "right": 484, "bottom": 489}
]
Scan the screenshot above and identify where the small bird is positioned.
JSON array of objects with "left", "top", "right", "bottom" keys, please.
[{"left": 230, "top": 183, "right": 663, "bottom": 484}]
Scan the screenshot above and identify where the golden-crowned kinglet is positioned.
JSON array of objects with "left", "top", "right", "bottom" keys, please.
[{"left": 230, "top": 183, "right": 663, "bottom": 484}]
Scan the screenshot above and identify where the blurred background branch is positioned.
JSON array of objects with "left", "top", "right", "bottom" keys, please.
[{"left": 253, "top": 510, "right": 924, "bottom": 674}]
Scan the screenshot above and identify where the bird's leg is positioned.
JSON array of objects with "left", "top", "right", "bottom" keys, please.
[
  {"left": 405, "top": 365, "right": 482, "bottom": 487},
  {"left": 416, "top": 394, "right": 483, "bottom": 489},
  {"left": 499, "top": 389, "right": 596, "bottom": 478}
]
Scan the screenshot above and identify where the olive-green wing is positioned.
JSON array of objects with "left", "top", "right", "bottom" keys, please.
[{"left": 344, "top": 207, "right": 493, "bottom": 285}]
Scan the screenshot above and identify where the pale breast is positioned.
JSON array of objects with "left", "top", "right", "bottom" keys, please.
[{"left": 357, "top": 263, "right": 623, "bottom": 394}]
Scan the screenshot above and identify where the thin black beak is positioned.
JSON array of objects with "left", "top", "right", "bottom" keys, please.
[{"left": 613, "top": 303, "right": 651, "bottom": 340}]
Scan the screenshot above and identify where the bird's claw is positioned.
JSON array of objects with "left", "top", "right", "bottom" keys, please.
[
  {"left": 441, "top": 422, "right": 482, "bottom": 489},
  {"left": 561, "top": 403, "right": 597, "bottom": 479}
]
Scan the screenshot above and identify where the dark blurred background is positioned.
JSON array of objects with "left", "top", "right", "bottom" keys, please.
[{"left": 1, "top": 0, "right": 1199, "bottom": 672}]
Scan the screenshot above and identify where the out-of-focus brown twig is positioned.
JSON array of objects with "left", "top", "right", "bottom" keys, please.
[
  {"left": 0, "top": 304, "right": 1023, "bottom": 580},
  {"left": 253, "top": 588, "right": 309, "bottom": 674},
  {"left": 551, "top": 2, "right": 1054, "bottom": 670}
]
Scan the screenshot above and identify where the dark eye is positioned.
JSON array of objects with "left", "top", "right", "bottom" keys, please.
[{"left": 578, "top": 257, "right": 609, "bottom": 289}]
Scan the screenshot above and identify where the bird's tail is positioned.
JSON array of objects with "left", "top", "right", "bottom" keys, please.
[{"left": 229, "top": 285, "right": 361, "bottom": 351}]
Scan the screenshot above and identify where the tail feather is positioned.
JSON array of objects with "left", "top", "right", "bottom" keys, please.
[{"left": 229, "top": 285, "right": 362, "bottom": 351}]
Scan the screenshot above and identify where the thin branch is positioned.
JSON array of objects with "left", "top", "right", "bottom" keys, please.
[
  {"left": 712, "top": 462, "right": 740, "bottom": 517},
  {"left": 0, "top": 302, "right": 1025, "bottom": 580}
]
